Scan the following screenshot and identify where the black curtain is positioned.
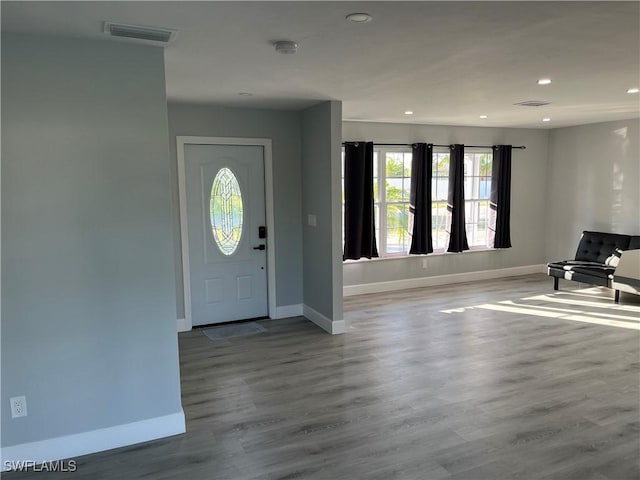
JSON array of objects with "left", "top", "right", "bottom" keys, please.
[
  {"left": 409, "top": 143, "right": 433, "bottom": 254},
  {"left": 446, "top": 144, "right": 469, "bottom": 253},
  {"left": 343, "top": 142, "right": 379, "bottom": 260},
  {"left": 489, "top": 145, "right": 512, "bottom": 248}
]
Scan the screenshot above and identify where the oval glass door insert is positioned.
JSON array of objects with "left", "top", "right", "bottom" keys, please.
[{"left": 210, "top": 167, "right": 244, "bottom": 255}]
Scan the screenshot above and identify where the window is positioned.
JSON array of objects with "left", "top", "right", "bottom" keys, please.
[
  {"left": 379, "top": 150, "right": 412, "bottom": 254},
  {"left": 342, "top": 146, "right": 493, "bottom": 257},
  {"left": 210, "top": 167, "right": 244, "bottom": 255},
  {"left": 342, "top": 149, "right": 409, "bottom": 256},
  {"left": 464, "top": 151, "right": 492, "bottom": 247},
  {"left": 432, "top": 151, "right": 450, "bottom": 250}
]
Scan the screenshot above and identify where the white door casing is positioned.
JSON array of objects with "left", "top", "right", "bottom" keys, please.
[{"left": 177, "top": 137, "right": 275, "bottom": 330}]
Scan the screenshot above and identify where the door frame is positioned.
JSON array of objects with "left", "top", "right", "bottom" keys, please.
[{"left": 176, "top": 136, "right": 276, "bottom": 331}]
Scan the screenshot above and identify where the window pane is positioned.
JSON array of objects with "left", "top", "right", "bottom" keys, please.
[
  {"left": 386, "top": 153, "right": 404, "bottom": 177},
  {"left": 434, "top": 224, "right": 448, "bottom": 250},
  {"left": 464, "top": 156, "right": 473, "bottom": 176},
  {"left": 386, "top": 178, "right": 406, "bottom": 202},
  {"left": 386, "top": 204, "right": 409, "bottom": 253},
  {"left": 479, "top": 177, "right": 490, "bottom": 199},
  {"left": 374, "top": 204, "right": 380, "bottom": 246},
  {"left": 373, "top": 151, "right": 378, "bottom": 177},
  {"left": 372, "top": 151, "right": 379, "bottom": 203},
  {"left": 432, "top": 200, "right": 448, "bottom": 250},
  {"left": 466, "top": 208, "right": 476, "bottom": 223},
  {"left": 403, "top": 154, "right": 412, "bottom": 178},
  {"left": 480, "top": 154, "right": 492, "bottom": 176},
  {"left": 465, "top": 176, "right": 474, "bottom": 199},
  {"left": 386, "top": 178, "right": 400, "bottom": 198},
  {"left": 433, "top": 178, "right": 448, "bottom": 201},
  {"left": 435, "top": 154, "right": 450, "bottom": 175},
  {"left": 210, "top": 167, "right": 244, "bottom": 256},
  {"left": 402, "top": 178, "right": 410, "bottom": 202}
]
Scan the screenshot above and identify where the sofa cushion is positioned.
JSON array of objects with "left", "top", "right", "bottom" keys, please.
[
  {"left": 574, "top": 231, "right": 631, "bottom": 263},
  {"left": 548, "top": 260, "right": 604, "bottom": 269},
  {"left": 568, "top": 270, "right": 612, "bottom": 288},
  {"left": 548, "top": 260, "right": 615, "bottom": 279},
  {"left": 569, "top": 265, "right": 615, "bottom": 280}
]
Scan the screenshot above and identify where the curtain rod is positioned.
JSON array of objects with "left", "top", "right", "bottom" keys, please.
[{"left": 342, "top": 142, "right": 526, "bottom": 149}]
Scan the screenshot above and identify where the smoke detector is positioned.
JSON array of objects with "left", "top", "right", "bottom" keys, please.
[
  {"left": 103, "top": 22, "right": 178, "bottom": 46},
  {"left": 273, "top": 40, "right": 298, "bottom": 54},
  {"left": 346, "top": 13, "right": 373, "bottom": 23}
]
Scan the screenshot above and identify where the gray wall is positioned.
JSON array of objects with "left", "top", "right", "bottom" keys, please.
[
  {"left": 1, "top": 34, "right": 182, "bottom": 446},
  {"left": 546, "top": 118, "right": 640, "bottom": 260},
  {"left": 167, "top": 103, "right": 304, "bottom": 316},
  {"left": 302, "top": 102, "right": 344, "bottom": 320},
  {"left": 342, "top": 121, "right": 549, "bottom": 286}
]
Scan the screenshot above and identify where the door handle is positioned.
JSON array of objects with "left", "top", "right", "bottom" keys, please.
[{"left": 253, "top": 244, "right": 266, "bottom": 251}]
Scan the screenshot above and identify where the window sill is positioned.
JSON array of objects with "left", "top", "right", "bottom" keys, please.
[{"left": 343, "top": 246, "right": 500, "bottom": 264}]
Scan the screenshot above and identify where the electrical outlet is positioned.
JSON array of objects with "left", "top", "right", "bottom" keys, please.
[
  {"left": 10, "top": 396, "right": 27, "bottom": 418},
  {"left": 422, "top": 258, "right": 428, "bottom": 269}
]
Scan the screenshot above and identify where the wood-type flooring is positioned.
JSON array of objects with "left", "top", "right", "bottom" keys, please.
[{"left": 5, "top": 274, "right": 639, "bottom": 479}]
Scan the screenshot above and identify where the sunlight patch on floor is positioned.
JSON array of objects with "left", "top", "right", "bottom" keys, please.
[
  {"left": 474, "top": 302, "right": 639, "bottom": 330},
  {"left": 440, "top": 288, "right": 639, "bottom": 330},
  {"left": 522, "top": 294, "right": 640, "bottom": 313}
]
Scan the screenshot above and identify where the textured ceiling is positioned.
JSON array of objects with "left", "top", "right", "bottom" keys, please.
[{"left": 3, "top": 1, "right": 639, "bottom": 128}]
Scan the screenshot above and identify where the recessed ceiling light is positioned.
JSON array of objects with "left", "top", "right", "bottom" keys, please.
[
  {"left": 238, "top": 92, "right": 252, "bottom": 96},
  {"left": 346, "top": 13, "right": 372, "bottom": 23},
  {"left": 479, "top": 115, "right": 488, "bottom": 119},
  {"left": 627, "top": 87, "right": 639, "bottom": 94},
  {"left": 273, "top": 40, "right": 298, "bottom": 54},
  {"left": 404, "top": 111, "right": 414, "bottom": 115},
  {"left": 542, "top": 118, "right": 551, "bottom": 122},
  {"left": 537, "top": 78, "right": 552, "bottom": 85}
]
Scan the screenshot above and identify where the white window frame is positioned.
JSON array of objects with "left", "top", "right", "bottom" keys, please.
[
  {"left": 376, "top": 147, "right": 413, "bottom": 257},
  {"left": 463, "top": 148, "right": 493, "bottom": 250},
  {"left": 432, "top": 147, "right": 451, "bottom": 252}
]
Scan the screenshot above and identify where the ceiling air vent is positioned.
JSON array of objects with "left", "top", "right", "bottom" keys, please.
[
  {"left": 103, "top": 22, "right": 177, "bottom": 46},
  {"left": 513, "top": 100, "right": 550, "bottom": 107}
]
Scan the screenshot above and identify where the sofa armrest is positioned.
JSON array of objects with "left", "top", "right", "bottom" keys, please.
[
  {"left": 612, "top": 249, "right": 640, "bottom": 300},
  {"left": 616, "top": 249, "right": 640, "bottom": 279}
]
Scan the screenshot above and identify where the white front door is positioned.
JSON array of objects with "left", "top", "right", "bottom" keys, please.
[{"left": 184, "top": 143, "right": 268, "bottom": 326}]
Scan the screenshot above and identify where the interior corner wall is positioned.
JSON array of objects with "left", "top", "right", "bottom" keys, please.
[
  {"left": 342, "top": 121, "right": 550, "bottom": 287},
  {"left": 1, "top": 34, "right": 183, "bottom": 456},
  {"left": 301, "top": 101, "right": 343, "bottom": 323},
  {"left": 166, "top": 103, "right": 304, "bottom": 317},
  {"left": 545, "top": 118, "right": 640, "bottom": 260}
]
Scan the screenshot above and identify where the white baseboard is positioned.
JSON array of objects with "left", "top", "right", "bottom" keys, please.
[
  {"left": 303, "top": 304, "right": 346, "bottom": 335},
  {"left": 273, "top": 304, "right": 303, "bottom": 319},
  {"left": 176, "top": 318, "right": 190, "bottom": 332},
  {"left": 344, "top": 264, "right": 546, "bottom": 297},
  {"left": 1, "top": 410, "right": 185, "bottom": 471}
]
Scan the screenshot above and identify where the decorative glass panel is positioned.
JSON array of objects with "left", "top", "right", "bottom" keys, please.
[{"left": 210, "top": 168, "right": 243, "bottom": 255}]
